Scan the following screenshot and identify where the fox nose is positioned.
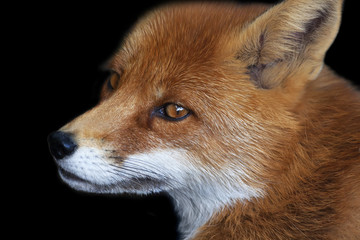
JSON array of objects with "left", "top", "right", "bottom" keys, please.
[{"left": 48, "top": 131, "right": 77, "bottom": 160}]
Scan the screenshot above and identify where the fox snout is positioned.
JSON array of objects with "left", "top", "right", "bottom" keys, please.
[{"left": 48, "top": 131, "right": 78, "bottom": 161}]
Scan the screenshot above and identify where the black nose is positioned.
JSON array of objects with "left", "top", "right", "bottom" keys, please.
[{"left": 48, "top": 131, "right": 77, "bottom": 160}]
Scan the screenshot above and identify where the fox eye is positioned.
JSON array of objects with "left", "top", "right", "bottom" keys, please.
[
  {"left": 107, "top": 72, "right": 120, "bottom": 90},
  {"left": 156, "top": 103, "right": 191, "bottom": 121}
]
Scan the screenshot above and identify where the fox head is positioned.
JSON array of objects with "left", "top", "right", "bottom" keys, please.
[{"left": 48, "top": 0, "right": 343, "bottom": 232}]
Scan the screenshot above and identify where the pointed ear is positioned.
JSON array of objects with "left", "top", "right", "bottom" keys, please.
[{"left": 236, "top": 0, "right": 343, "bottom": 89}]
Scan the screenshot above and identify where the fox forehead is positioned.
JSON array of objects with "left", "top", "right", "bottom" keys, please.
[{"left": 107, "top": 3, "right": 269, "bottom": 83}]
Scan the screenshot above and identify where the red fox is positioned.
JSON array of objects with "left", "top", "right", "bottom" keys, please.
[{"left": 48, "top": 0, "right": 360, "bottom": 239}]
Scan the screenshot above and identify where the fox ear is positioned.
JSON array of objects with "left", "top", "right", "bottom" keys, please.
[{"left": 236, "top": 0, "right": 343, "bottom": 89}]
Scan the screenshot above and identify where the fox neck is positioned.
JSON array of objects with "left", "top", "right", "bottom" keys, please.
[
  {"left": 168, "top": 179, "right": 261, "bottom": 240},
  {"left": 168, "top": 187, "right": 219, "bottom": 240},
  {"left": 169, "top": 186, "right": 223, "bottom": 240}
]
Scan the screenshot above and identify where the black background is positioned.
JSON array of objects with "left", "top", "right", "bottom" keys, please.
[{"left": 14, "top": 0, "right": 358, "bottom": 239}]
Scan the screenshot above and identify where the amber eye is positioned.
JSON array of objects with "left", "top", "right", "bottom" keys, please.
[
  {"left": 165, "top": 104, "right": 189, "bottom": 118},
  {"left": 156, "top": 103, "right": 191, "bottom": 121},
  {"left": 107, "top": 72, "right": 120, "bottom": 90}
]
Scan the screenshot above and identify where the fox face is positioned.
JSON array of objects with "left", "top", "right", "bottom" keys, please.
[
  {"left": 48, "top": 0, "right": 350, "bottom": 239},
  {"left": 49, "top": 4, "right": 276, "bottom": 198}
]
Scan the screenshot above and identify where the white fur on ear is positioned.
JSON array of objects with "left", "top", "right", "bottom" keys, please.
[{"left": 309, "top": 63, "right": 324, "bottom": 80}]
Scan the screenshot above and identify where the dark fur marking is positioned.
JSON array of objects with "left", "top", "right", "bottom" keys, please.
[
  {"left": 246, "top": 58, "right": 283, "bottom": 89},
  {"left": 290, "top": 8, "right": 331, "bottom": 45},
  {"left": 305, "top": 9, "right": 330, "bottom": 37},
  {"left": 245, "top": 32, "right": 273, "bottom": 89},
  {"left": 247, "top": 64, "right": 269, "bottom": 89},
  {"left": 282, "top": 8, "right": 331, "bottom": 55}
]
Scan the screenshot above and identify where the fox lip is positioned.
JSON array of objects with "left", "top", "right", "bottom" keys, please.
[
  {"left": 57, "top": 167, "right": 106, "bottom": 193},
  {"left": 57, "top": 164, "right": 167, "bottom": 194},
  {"left": 58, "top": 167, "right": 91, "bottom": 185}
]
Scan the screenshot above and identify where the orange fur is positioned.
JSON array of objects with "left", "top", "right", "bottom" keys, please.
[
  {"left": 194, "top": 67, "right": 360, "bottom": 239},
  {"left": 53, "top": 0, "right": 359, "bottom": 239}
]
